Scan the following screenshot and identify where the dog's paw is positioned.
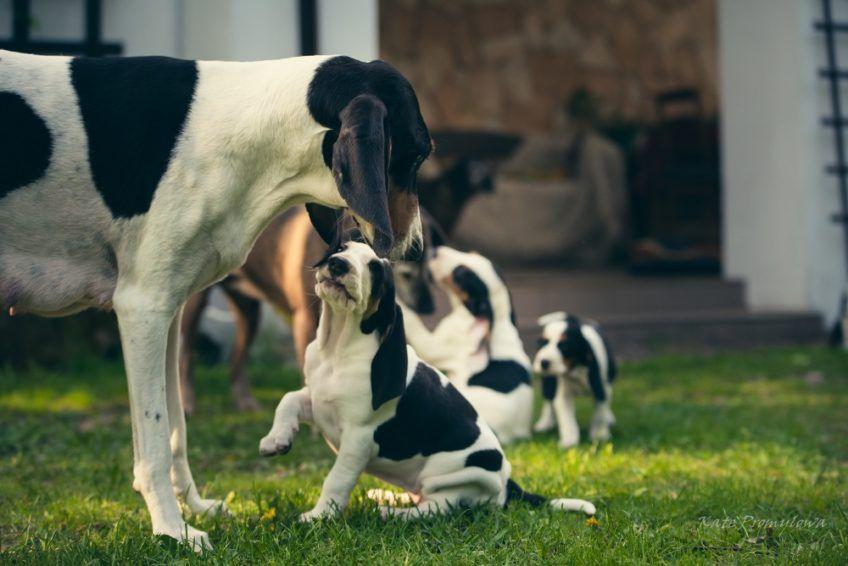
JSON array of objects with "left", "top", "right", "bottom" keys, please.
[
  {"left": 589, "top": 426, "right": 611, "bottom": 443},
  {"left": 558, "top": 438, "right": 579, "bottom": 450},
  {"left": 298, "top": 507, "right": 336, "bottom": 523},
  {"left": 187, "top": 496, "right": 230, "bottom": 518},
  {"left": 259, "top": 427, "right": 296, "bottom": 456},
  {"left": 154, "top": 522, "right": 211, "bottom": 553},
  {"left": 533, "top": 419, "right": 556, "bottom": 433}
]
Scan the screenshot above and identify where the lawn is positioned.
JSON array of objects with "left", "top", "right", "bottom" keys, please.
[{"left": 1, "top": 347, "right": 847, "bottom": 564}]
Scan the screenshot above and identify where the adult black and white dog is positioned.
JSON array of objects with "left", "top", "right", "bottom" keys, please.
[
  {"left": 402, "top": 246, "right": 534, "bottom": 444},
  {"left": 0, "top": 50, "right": 430, "bottom": 548},
  {"left": 533, "top": 312, "right": 617, "bottom": 448},
  {"left": 259, "top": 240, "right": 595, "bottom": 520}
]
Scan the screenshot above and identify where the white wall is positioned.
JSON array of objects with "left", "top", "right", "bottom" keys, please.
[
  {"left": 0, "top": 0, "right": 378, "bottom": 61},
  {"left": 720, "top": 0, "right": 847, "bottom": 324}
]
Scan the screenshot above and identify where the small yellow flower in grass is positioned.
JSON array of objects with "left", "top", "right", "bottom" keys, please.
[
  {"left": 586, "top": 517, "right": 600, "bottom": 528},
  {"left": 261, "top": 507, "right": 277, "bottom": 522}
]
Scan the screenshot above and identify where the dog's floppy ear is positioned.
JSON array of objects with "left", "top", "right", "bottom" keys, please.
[
  {"left": 306, "top": 203, "right": 344, "bottom": 247},
  {"left": 362, "top": 258, "right": 407, "bottom": 410},
  {"left": 583, "top": 327, "right": 608, "bottom": 403},
  {"left": 333, "top": 94, "right": 393, "bottom": 258},
  {"left": 452, "top": 265, "right": 493, "bottom": 324}
]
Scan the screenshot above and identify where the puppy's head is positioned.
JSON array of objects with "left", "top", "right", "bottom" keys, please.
[
  {"left": 315, "top": 237, "right": 393, "bottom": 316},
  {"left": 428, "top": 246, "right": 513, "bottom": 324},
  {"left": 533, "top": 311, "right": 586, "bottom": 374}
]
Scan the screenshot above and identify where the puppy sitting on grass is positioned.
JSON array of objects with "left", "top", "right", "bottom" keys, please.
[{"left": 259, "top": 238, "right": 595, "bottom": 521}]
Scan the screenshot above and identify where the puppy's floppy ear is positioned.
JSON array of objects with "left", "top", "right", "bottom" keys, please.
[
  {"left": 583, "top": 327, "right": 608, "bottom": 403},
  {"left": 452, "top": 265, "right": 493, "bottom": 324},
  {"left": 306, "top": 203, "right": 344, "bottom": 247},
  {"left": 537, "top": 311, "right": 566, "bottom": 327},
  {"left": 362, "top": 259, "right": 407, "bottom": 410},
  {"left": 333, "top": 94, "right": 393, "bottom": 258}
]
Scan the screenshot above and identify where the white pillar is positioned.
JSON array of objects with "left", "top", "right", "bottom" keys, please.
[{"left": 720, "top": 0, "right": 847, "bottom": 324}]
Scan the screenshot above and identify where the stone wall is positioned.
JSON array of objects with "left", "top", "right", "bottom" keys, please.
[{"left": 380, "top": 0, "right": 718, "bottom": 134}]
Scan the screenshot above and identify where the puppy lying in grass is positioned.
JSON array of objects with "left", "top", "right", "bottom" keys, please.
[{"left": 259, "top": 239, "right": 595, "bottom": 521}]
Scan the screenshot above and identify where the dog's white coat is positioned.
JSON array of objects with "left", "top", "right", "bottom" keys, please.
[
  {"left": 260, "top": 242, "right": 515, "bottom": 519},
  {"left": 404, "top": 246, "right": 533, "bottom": 444},
  {"left": 533, "top": 312, "right": 616, "bottom": 448},
  {"left": 0, "top": 51, "right": 420, "bottom": 549}
]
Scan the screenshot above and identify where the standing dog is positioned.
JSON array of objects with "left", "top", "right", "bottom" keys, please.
[
  {"left": 259, "top": 240, "right": 595, "bottom": 520},
  {"left": 0, "top": 51, "right": 430, "bottom": 548},
  {"left": 533, "top": 312, "right": 617, "bottom": 448},
  {"left": 404, "top": 246, "right": 534, "bottom": 444}
]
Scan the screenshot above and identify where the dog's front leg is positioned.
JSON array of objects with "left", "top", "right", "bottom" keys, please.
[
  {"left": 166, "top": 308, "right": 229, "bottom": 517},
  {"left": 115, "top": 291, "right": 209, "bottom": 551},
  {"left": 260, "top": 387, "right": 313, "bottom": 456},
  {"left": 300, "top": 428, "right": 372, "bottom": 522},
  {"left": 553, "top": 380, "right": 580, "bottom": 449}
]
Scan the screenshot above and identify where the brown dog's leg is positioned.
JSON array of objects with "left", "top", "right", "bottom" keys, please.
[
  {"left": 221, "top": 286, "right": 262, "bottom": 411},
  {"left": 179, "top": 289, "right": 210, "bottom": 417}
]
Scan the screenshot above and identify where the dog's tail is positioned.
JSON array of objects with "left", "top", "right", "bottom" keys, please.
[{"left": 506, "top": 479, "right": 596, "bottom": 515}]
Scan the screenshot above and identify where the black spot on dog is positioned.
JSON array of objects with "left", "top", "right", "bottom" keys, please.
[
  {"left": 556, "top": 315, "right": 610, "bottom": 402},
  {"left": 0, "top": 92, "right": 52, "bottom": 198},
  {"left": 541, "top": 375, "right": 558, "bottom": 400},
  {"left": 70, "top": 56, "right": 197, "bottom": 218},
  {"left": 362, "top": 259, "right": 408, "bottom": 410},
  {"left": 465, "top": 449, "right": 503, "bottom": 472},
  {"left": 467, "top": 360, "right": 531, "bottom": 393},
  {"left": 155, "top": 412, "right": 161, "bottom": 422},
  {"left": 451, "top": 265, "right": 493, "bottom": 323},
  {"left": 374, "top": 363, "right": 480, "bottom": 460}
]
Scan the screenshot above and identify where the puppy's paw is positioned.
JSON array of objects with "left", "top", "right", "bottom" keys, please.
[
  {"left": 533, "top": 419, "right": 556, "bottom": 433},
  {"left": 299, "top": 507, "right": 336, "bottom": 523},
  {"left": 589, "top": 426, "right": 611, "bottom": 443},
  {"left": 259, "top": 426, "right": 296, "bottom": 457},
  {"left": 558, "top": 438, "right": 579, "bottom": 450}
]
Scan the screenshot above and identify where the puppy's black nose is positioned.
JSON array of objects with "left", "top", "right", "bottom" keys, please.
[
  {"left": 540, "top": 359, "right": 551, "bottom": 371},
  {"left": 328, "top": 257, "right": 349, "bottom": 278}
]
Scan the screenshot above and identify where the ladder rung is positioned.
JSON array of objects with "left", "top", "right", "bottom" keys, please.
[
  {"left": 815, "top": 21, "right": 848, "bottom": 33},
  {"left": 822, "top": 117, "right": 848, "bottom": 127},
  {"left": 819, "top": 69, "right": 848, "bottom": 79}
]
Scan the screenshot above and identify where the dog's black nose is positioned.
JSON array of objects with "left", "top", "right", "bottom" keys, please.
[
  {"left": 328, "top": 257, "right": 349, "bottom": 278},
  {"left": 540, "top": 359, "right": 551, "bottom": 371}
]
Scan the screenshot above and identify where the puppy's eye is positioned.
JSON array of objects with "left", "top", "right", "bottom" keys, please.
[{"left": 536, "top": 338, "right": 546, "bottom": 347}]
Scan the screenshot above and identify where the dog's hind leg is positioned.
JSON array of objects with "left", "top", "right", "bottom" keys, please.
[
  {"left": 220, "top": 286, "right": 261, "bottom": 411},
  {"left": 115, "top": 291, "right": 210, "bottom": 551},
  {"left": 167, "top": 308, "right": 229, "bottom": 518},
  {"left": 179, "top": 289, "right": 210, "bottom": 417}
]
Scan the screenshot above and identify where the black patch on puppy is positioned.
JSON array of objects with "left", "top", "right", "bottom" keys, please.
[
  {"left": 0, "top": 92, "right": 52, "bottom": 198},
  {"left": 465, "top": 449, "right": 503, "bottom": 472},
  {"left": 362, "top": 259, "right": 408, "bottom": 410},
  {"left": 452, "top": 265, "right": 493, "bottom": 324},
  {"left": 541, "top": 375, "right": 558, "bottom": 400},
  {"left": 374, "top": 363, "right": 480, "bottom": 460},
  {"left": 70, "top": 56, "right": 198, "bottom": 218},
  {"left": 467, "top": 360, "right": 531, "bottom": 393},
  {"left": 556, "top": 315, "right": 608, "bottom": 402}
]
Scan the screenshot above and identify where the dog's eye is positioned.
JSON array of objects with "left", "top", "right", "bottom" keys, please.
[{"left": 536, "top": 338, "right": 546, "bottom": 347}]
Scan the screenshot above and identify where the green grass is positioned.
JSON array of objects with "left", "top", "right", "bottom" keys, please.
[{"left": 1, "top": 347, "right": 847, "bottom": 564}]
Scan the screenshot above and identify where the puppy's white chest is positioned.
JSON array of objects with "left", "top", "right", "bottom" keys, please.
[{"left": 307, "top": 359, "right": 371, "bottom": 446}]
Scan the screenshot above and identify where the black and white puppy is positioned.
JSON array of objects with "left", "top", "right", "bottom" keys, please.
[
  {"left": 0, "top": 51, "right": 430, "bottom": 548},
  {"left": 403, "top": 246, "right": 534, "bottom": 444},
  {"left": 259, "top": 241, "right": 595, "bottom": 520},
  {"left": 533, "top": 312, "right": 617, "bottom": 448}
]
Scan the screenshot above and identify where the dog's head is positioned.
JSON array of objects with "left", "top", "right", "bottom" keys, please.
[
  {"left": 306, "top": 57, "right": 432, "bottom": 260},
  {"left": 533, "top": 311, "right": 588, "bottom": 375},
  {"left": 314, "top": 237, "right": 408, "bottom": 411},
  {"left": 428, "top": 246, "right": 514, "bottom": 326}
]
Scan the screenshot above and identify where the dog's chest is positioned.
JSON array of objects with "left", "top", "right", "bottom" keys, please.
[{"left": 306, "top": 356, "right": 372, "bottom": 445}]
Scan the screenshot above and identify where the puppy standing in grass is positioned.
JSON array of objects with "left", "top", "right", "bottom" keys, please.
[
  {"left": 533, "top": 312, "right": 617, "bottom": 448},
  {"left": 259, "top": 240, "right": 595, "bottom": 520}
]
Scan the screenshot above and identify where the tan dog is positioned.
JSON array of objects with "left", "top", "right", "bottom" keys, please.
[{"left": 179, "top": 207, "right": 325, "bottom": 414}]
